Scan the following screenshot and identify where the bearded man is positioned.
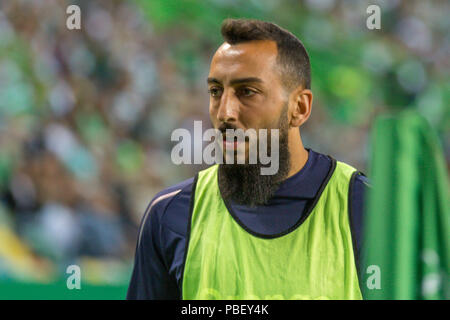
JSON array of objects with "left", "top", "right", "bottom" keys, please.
[{"left": 127, "top": 18, "right": 369, "bottom": 300}]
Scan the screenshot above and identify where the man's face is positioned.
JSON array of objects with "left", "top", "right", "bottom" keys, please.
[
  {"left": 208, "top": 40, "right": 288, "bottom": 158},
  {"left": 208, "top": 40, "right": 292, "bottom": 207}
]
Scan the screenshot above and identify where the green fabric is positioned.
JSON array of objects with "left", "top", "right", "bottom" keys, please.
[
  {"left": 182, "top": 161, "right": 362, "bottom": 300},
  {"left": 363, "top": 111, "right": 450, "bottom": 299}
]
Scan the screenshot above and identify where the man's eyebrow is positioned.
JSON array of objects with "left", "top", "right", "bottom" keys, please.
[
  {"left": 207, "top": 77, "right": 263, "bottom": 85},
  {"left": 207, "top": 77, "right": 221, "bottom": 85}
]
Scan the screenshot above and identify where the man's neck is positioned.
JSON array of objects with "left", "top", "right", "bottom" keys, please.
[
  {"left": 286, "top": 132, "right": 309, "bottom": 179},
  {"left": 287, "top": 147, "right": 309, "bottom": 179}
]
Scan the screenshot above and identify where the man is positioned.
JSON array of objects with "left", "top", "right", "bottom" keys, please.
[{"left": 127, "top": 18, "right": 369, "bottom": 300}]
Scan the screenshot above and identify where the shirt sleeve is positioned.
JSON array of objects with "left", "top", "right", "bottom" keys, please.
[
  {"left": 126, "top": 197, "right": 180, "bottom": 300},
  {"left": 350, "top": 172, "right": 371, "bottom": 274}
]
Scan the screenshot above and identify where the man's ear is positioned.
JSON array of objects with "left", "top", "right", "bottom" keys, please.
[{"left": 289, "top": 87, "right": 313, "bottom": 128}]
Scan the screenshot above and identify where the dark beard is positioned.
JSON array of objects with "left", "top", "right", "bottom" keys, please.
[{"left": 218, "top": 107, "right": 290, "bottom": 207}]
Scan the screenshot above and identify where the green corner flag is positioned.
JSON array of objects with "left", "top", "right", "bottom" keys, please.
[{"left": 362, "top": 111, "right": 449, "bottom": 300}]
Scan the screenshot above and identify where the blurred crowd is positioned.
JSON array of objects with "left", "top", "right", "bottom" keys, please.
[{"left": 0, "top": 0, "right": 448, "bottom": 283}]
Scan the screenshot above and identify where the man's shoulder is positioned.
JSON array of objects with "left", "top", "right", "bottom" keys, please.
[
  {"left": 151, "top": 177, "right": 195, "bottom": 212},
  {"left": 354, "top": 172, "right": 370, "bottom": 187},
  {"left": 139, "top": 177, "right": 195, "bottom": 241},
  {"left": 308, "top": 149, "right": 370, "bottom": 182}
]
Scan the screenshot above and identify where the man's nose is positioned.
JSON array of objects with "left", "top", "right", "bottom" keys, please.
[{"left": 217, "top": 90, "right": 239, "bottom": 123}]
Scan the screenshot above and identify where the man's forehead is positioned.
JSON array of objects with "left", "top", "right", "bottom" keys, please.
[{"left": 209, "top": 40, "right": 278, "bottom": 79}]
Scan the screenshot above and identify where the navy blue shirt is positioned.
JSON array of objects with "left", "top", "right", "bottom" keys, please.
[{"left": 127, "top": 149, "right": 369, "bottom": 299}]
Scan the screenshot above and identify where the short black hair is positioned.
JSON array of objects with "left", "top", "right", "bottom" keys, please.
[{"left": 221, "top": 18, "right": 311, "bottom": 91}]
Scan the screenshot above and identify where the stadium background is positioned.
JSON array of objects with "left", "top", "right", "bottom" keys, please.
[{"left": 0, "top": 0, "right": 448, "bottom": 299}]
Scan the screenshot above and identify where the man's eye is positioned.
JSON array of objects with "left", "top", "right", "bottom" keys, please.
[
  {"left": 208, "top": 87, "right": 222, "bottom": 97},
  {"left": 239, "top": 88, "right": 256, "bottom": 97}
]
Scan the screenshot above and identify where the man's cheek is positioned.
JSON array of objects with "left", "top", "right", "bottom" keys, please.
[{"left": 209, "top": 112, "right": 217, "bottom": 127}]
